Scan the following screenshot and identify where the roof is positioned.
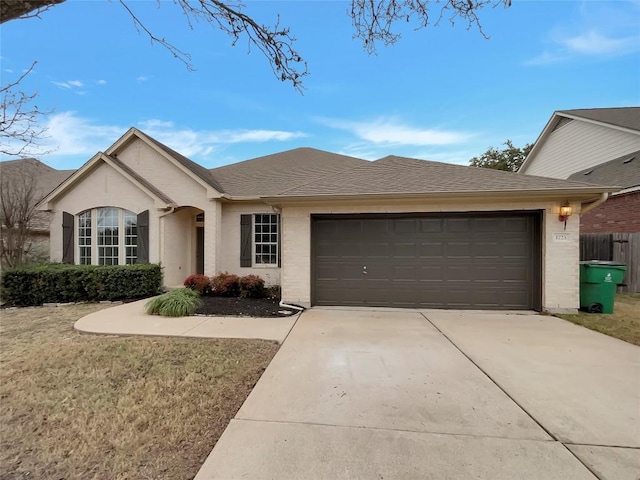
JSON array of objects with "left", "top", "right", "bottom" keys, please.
[
  {"left": 209, "top": 147, "right": 369, "bottom": 197},
  {"left": 568, "top": 150, "right": 640, "bottom": 191},
  {"left": 558, "top": 107, "right": 640, "bottom": 132},
  {"left": 272, "top": 155, "right": 618, "bottom": 199}
]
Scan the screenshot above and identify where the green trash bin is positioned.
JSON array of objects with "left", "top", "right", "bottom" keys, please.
[{"left": 579, "top": 261, "right": 627, "bottom": 314}]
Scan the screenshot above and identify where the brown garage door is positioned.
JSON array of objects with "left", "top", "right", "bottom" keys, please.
[{"left": 311, "top": 212, "right": 541, "bottom": 310}]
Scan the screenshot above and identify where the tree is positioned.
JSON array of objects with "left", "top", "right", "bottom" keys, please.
[
  {"left": 0, "top": 62, "right": 51, "bottom": 157},
  {"left": 1, "top": 0, "right": 511, "bottom": 91},
  {"left": 469, "top": 140, "right": 533, "bottom": 172},
  {"left": 0, "top": 160, "right": 41, "bottom": 267}
]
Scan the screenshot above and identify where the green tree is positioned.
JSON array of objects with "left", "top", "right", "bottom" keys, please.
[{"left": 469, "top": 140, "right": 533, "bottom": 172}]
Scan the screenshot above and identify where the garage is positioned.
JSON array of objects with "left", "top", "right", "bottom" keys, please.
[{"left": 311, "top": 212, "right": 542, "bottom": 310}]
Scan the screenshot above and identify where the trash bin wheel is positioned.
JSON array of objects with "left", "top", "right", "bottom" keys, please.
[{"left": 587, "top": 303, "right": 603, "bottom": 314}]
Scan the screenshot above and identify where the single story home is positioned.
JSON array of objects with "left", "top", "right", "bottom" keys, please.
[{"left": 38, "top": 128, "right": 617, "bottom": 312}]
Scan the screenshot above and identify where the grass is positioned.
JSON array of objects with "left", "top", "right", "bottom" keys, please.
[
  {"left": 145, "top": 288, "right": 203, "bottom": 316},
  {"left": 0, "top": 304, "right": 279, "bottom": 480},
  {"left": 555, "top": 293, "right": 640, "bottom": 346}
]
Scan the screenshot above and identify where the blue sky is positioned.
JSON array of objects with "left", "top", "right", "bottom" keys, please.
[{"left": 1, "top": 0, "right": 639, "bottom": 169}]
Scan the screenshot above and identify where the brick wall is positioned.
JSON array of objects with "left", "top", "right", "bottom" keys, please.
[{"left": 581, "top": 192, "right": 640, "bottom": 233}]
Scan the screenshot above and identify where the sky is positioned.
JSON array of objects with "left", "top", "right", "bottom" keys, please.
[{"left": 1, "top": 0, "right": 639, "bottom": 170}]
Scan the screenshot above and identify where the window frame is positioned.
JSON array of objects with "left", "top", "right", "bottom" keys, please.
[
  {"left": 76, "top": 207, "right": 138, "bottom": 266},
  {"left": 252, "top": 213, "right": 279, "bottom": 267}
]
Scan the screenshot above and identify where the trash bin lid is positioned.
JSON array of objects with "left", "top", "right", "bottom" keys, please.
[{"left": 580, "top": 260, "right": 626, "bottom": 266}]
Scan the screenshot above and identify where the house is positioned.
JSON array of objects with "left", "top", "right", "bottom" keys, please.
[
  {"left": 519, "top": 107, "right": 640, "bottom": 233},
  {"left": 37, "top": 128, "right": 616, "bottom": 313}
]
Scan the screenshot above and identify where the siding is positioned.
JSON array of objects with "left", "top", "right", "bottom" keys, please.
[
  {"left": 523, "top": 120, "right": 640, "bottom": 179},
  {"left": 281, "top": 199, "right": 580, "bottom": 312},
  {"left": 219, "top": 203, "right": 281, "bottom": 286}
]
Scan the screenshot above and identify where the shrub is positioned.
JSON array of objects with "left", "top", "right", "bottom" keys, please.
[
  {"left": 265, "top": 285, "right": 281, "bottom": 299},
  {"left": 239, "top": 274, "right": 266, "bottom": 298},
  {"left": 145, "top": 288, "right": 202, "bottom": 317},
  {"left": 184, "top": 274, "right": 211, "bottom": 295},
  {"left": 210, "top": 272, "right": 240, "bottom": 297},
  {"left": 0, "top": 263, "right": 162, "bottom": 307}
]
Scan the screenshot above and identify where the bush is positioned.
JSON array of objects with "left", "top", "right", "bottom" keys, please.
[
  {"left": 210, "top": 272, "right": 240, "bottom": 297},
  {"left": 145, "top": 288, "right": 202, "bottom": 317},
  {"left": 0, "top": 263, "right": 162, "bottom": 307},
  {"left": 239, "top": 274, "right": 265, "bottom": 298},
  {"left": 184, "top": 274, "right": 211, "bottom": 295}
]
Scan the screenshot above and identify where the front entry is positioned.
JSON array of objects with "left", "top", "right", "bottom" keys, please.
[{"left": 196, "top": 226, "right": 204, "bottom": 275}]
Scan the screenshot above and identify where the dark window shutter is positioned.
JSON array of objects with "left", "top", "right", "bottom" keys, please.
[
  {"left": 137, "top": 210, "right": 150, "bottom": 263},
  {"left": 240, "top": 214, "right": 252, "bottom": 267},
  {"left": 277, "top": 214, "right": 281, "bottom": 268},
  {"left": 62, "top": 211, "right": 74, "bottom": 264}
]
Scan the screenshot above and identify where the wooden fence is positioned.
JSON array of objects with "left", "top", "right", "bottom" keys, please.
[{"left": 579, "top": 233, "right": 640, "bottom": 293}]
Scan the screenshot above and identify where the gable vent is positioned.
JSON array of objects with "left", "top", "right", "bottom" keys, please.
[{"left": 552, "top": 117, "right": 574, "bottom": 132}]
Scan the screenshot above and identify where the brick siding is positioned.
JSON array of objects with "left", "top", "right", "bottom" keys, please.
[{"left": 581, "top": 192, "right": 640, "bottom": 233}]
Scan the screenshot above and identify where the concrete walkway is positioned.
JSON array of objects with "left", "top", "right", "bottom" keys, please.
[
  {"left": 195, "top": 308, "right": 640, "bottom": 480},
  {"left": 74, "top": 298, "right": 299, "bottom": 343}
]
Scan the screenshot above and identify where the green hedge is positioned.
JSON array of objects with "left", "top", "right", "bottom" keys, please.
[{"left": 1, "top": 263, "right": 163, "bottom": 306}]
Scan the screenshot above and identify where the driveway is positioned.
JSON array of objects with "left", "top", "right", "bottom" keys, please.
[{"left": 195, "top": 308, "right": 640, "bottom": 480}]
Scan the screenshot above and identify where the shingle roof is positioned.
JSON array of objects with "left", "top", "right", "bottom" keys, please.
[
  {"left": 134, "top": 129, "right": 226, "bottom": 193},
  {"left": 568, "top": 150, "right": 640, "bottom": 190},
  {"left": 274, "top": 155, "right": 617, "bottom": 198},
  {"left": 209, "top": 147, "right": 369, "bottom": 197},
  {"left": 559, "top": 107, "right": 640, "bottom": 132}
]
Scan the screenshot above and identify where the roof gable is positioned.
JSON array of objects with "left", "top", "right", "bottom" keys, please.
[
  {"left": 37, "top": 152, "right": 176, "bottom": 210},
  {"left": 106, "top": 128, "right": 224, "bottom": 197}
]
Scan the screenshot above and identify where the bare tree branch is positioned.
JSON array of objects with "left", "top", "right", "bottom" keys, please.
[
  {"left": 351, "top": 0, "right": 511, "bottom": 53},
  {"left": 0, "top": 0, "right": 65, "bottom": 23},
  {"left": 0, "top": 62, "right": 52, "bottom": 157}
]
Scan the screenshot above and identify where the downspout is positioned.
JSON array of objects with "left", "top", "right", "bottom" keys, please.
[
  {"left": 581, "top": 193, "right": 609, "bottom": 215},
  {"left": 270, "top": 204, "right": 305, "bottom": 313}
]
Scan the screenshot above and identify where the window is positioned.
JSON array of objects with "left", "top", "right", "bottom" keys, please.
[
  {"left": 78, "top": 208, "right": 137, "bottom": 265},
  {"left": 78, "top": 210, "right": 91, "bottom": 265},
  {"left": 254, "top": 214, "right": 278, "bottom": 265}
]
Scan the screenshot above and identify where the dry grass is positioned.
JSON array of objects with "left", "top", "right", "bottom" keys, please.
[
  {"left": 0, "top": 304, "right": 279, "bottom": 480},
  {"left": 556, "top": 293, "right": 640, "bottom": 346}
]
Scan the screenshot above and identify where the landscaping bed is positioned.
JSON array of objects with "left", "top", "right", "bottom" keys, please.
[
  {"left": 195, "top": 295, "right": 298, "bottom": 317},
  {"left": 0, "top": 304, "right": 279, "bottom": 480}
]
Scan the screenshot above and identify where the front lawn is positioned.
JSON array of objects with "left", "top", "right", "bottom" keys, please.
[
  {"left": 555, "top": 293, "right": 640, "bottom": 346},
  {"left": 0, "top": 304, "right": 279, "bottom": 480}
]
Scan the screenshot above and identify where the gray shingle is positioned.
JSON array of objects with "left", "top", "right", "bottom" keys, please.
[
  {"left": 568, "top": 150, "right": 640, "bottom": 189},
  {"left": 209, "top": 147, "right": 369, "bottom": 197},
  {"left": 275, "top": 155, "right": 618, "bottom": 197},
  {"left": 559, "top": 107, "right": 640, "bottom": 132}
]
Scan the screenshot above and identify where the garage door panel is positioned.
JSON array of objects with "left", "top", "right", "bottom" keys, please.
[{"left": 312, "top": 213, "right": 540, "bottom": 310}]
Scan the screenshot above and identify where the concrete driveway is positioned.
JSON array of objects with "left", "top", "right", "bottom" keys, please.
[{"left": 195, "top": 308, "right": 640, "bottom": 480}]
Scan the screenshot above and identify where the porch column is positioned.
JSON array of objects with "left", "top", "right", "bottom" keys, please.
[{"left": 204, "top": 200, "right": 222, "bottom": 276}]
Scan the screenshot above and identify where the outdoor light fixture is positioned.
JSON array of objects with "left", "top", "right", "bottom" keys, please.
[{"left": 559, "top": 202, "right": 573, "bottom": 230}]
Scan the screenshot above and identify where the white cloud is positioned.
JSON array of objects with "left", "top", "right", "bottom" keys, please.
[
  {"left": 52, "top": 79, "right": 84, "bottom": 89},
  {"left": 562, "top": 31, "right": 638, "bottom": 55},
  {"left": 16, "top": 112, "right": 307, "bottom": 165},
  {"left": 136, "top": 76, "right": 149, "bottom": 83},
  {"left": 96, "top": 79, "right": 107, "bottom": 85},
  {"left": 319, "top": 117, "right": 472, "bottom": 146}
]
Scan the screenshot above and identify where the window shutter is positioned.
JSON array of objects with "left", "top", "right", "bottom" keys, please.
[
  {"left": 137, "top": 210, "right": 150, "bottom": 263},
  {"left": 277, "top": 214, "right": 281, "bottom": 268},
  {"left": 62, "top": 212, "right": 74, "bottom": 264},
  {"left": 240, "top": 214, "right": 252, "bottom": 267}
]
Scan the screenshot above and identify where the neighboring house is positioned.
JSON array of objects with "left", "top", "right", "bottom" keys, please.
[
  {"left": 37, "top": 128, "right": 616, "bottom": 312},
  {"left": 0, "top": 158, "right": 75, "bottom": 267},
  {"left": 519, "top": 107, "right": 640, "bottom": 233}
]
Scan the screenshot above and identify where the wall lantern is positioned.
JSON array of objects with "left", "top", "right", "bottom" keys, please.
[{"left": 559, "top": 202, "right": 573, "bottom": 229}]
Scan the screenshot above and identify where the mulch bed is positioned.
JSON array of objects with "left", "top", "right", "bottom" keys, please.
[{"left": 195, "top": 296, "right": 299, "bottom": 317}]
